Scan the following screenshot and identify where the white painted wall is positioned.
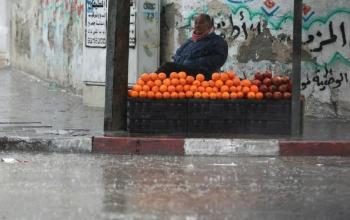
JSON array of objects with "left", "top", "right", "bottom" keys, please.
[{"left": 0, "top": 0, "right": 9, "bottom": 68}]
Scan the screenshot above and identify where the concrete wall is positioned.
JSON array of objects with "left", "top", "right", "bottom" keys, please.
[
  {"left": 0, "top": 0, "right": 10, "bottom": 68},
  {"left": 160, "top": 0, "right": 350, "bottom": 119},
  {"left": 10, "top": 0, "right": 86, "bottom": 93}
]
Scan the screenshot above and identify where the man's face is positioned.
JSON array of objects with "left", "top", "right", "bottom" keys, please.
[{"left": 194, "top": 15, "right": 211, "bottom": 35}]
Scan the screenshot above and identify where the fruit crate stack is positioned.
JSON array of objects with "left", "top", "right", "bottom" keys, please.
[{"left": 127, "top": 71, "right": 302, "bottom": 135}]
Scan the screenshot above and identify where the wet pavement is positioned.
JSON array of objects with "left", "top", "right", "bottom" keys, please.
[
  {"left": 0, "top": 68, "right": 104, "bottom": 138},
  {"left": 1, "top": 152, "right": 349, "bottom": 220}
]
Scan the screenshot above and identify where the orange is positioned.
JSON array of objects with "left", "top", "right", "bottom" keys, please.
[
  {"left": 227, "top": 71, "right": 236, "bottom": 79},
  {"left": 256, "top": 92, "right": 264, "bottom": 100},
  {"left": 250, "top": 85, "right": 259, "bottom": 93},
  {"left": 179, "top": 78, "right": 187, "bottom": 85},
  {"left": 212, "top": 87, "right": 219, "bottom": 93},
  {"left": 128, "top": 90, "right": 133, "bottom": 97},
  {"left": 215, "top": 80, "right": 224, "bottom": 88},
  {"left": 233, "top": 78, "right": 241, "bottom": 86},
  {"left": 211, "top": 72, "right": 220, "bottom": 81},
  {"left": 171, "top": 78, "right": 179, "bottom": 86},
  {"left": 149, "top": 73, "right": 158, "bottom": 81},
  {"left": 196, "top": 74, "right": 205, "bottom": 82},
  {"left": 170, "top": 72, "right": 178, "bottom": 79},
  {"left": 236, "top": 85, "right": 242, "bottom": 91},
  {"left": 220, "top": 85, "right": 229, "bottom": 93},
  {"left": 163, "top": 92, "right": 170, "bottom": 99},
  {"left": 193, "top": 80, "right": 201, "bottom": 87},
  {"left": 183, "top": 85, "right": 191, "bottom": 92},
  {"left": 230, "top": 92, "right": 238, "bottom": 99},
  {"left": 167, "top": 85, "right": 176, "bottom": 93},
  {"left": 247, "top": 92, "right": 256, "bottom": 99},
  {"left": 241, "top": 79, "right": 251, "bottom": 87},
  {"left": 142, "top": 85, "right": 150, "bottom": 92},
  {"left": 220, "top": 73, "right": 229, "bottom": 82},
  {"left": 178, "top": 71, "right": 187, "bottom": 79},
  {"left": 190, "top": 85, "right": 197, "bottom": 92},
  {"left": 170, "top": 92, "right": 178, "bottom": 99},
  {"left": 147, "top": 80, "right": 155, "bottom": 88},
  {"left": 186, "top": 91, "right": 194, "bottom": 98},
  {"left": 229, "top": 86, "right": 237, "bottom": 93},
  {"left": 205, "top": 87, "right": 213, "bottom": 93},
  {"left": 242, "top": 86, "right": 250, "bottom": 94},
  {"left": 158, "top": 72, "right": 167, "bottom": 80},
  {"left": 178, "top": 92, "right": 186, "bottom": 99},
  {"left": 202, "top": 92, "right": 209, "bottom": 99},
  {"left": 147, "top": 91, "right": 155, "bottom": 99},
  {"left": 155, "top": 92, "right": 162, "bottom": 99},
  {"left": 222, "top": 92, "right": 230, "bottom": 99},
  {"left": 140, "top": 73, "right": 150, "bottom": 82},
  {"left": 132, "top": 84, "right": 142, "bottom": 92},
  {"left": 237, "top": 91, "right": 244, "bottom": 99},
  {"left": 163, "top": 79, "right": 171, "bottom": 86},
  {"left": 159, "top": 85, "right": 167, "bottom": 93},
  {"left": 201, "top": 81, "right": 209, "bottom": 88},
  {"left": 197, "top": 86, "right": 205, "bottom": 93},
  {"left": 209, "top": 92, "right": 217, "bottom": 99},
  {"left": 186, "top": 76, "right": 195, "bottom": 84},
  {"left": 225, "top": 80, "right": 234, "bottom": 87},
  {"left": 139, "top": 91, "right": 147, "bottom": 98},
  {"left": 176, "top": 85, "right": 184, "bottom": 92},
  {"left": 137, "top": 79, "right": 145, "bottom": 86},
  {"left": 151, "top": 86, "right": 159, "bottom": 93},
  {"left": 208, "top": 80, "right": 215, "bottom": 87},
  {"left": 154, "top": 79, "right": 162, "bottom": 87},
  {"left": 216, "top": 92, "right": 222, "bottom": 99},
  {"left": 194, "top": 92, "right": 202, "bottom": 99}
]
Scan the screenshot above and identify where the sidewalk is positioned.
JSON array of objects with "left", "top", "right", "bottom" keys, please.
[
  {"left": 1, "top": 68, "right": 350, "bottom": 156},
  {"left": 0, "top": 68, "right": 104, "bottom": 152}
]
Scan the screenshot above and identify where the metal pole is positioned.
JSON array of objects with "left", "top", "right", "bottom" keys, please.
[
  {"left": 291, "top": 0, "right": 303, "bottom": 136},
  {"left": 104, "top": 0, "right": 130, "bottom": 133}
]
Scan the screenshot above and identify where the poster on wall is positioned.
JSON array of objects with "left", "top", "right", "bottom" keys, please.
[
  {"left": 85, "top": 0, "right": 107, "bottom": 48},
  {"left": 129, "top": 0, "right": 136, "bottom": 48}
]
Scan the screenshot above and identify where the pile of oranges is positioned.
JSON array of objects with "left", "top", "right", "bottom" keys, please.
[{"left": 128, "top": 71, "right": 264, "bottom": 100}]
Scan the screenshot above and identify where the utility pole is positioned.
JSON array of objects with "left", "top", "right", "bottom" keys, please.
[
  {"left": 291, "top": 0, "right": 303, "bottom": 136},
  {"left": 104, "top": 0, "right": 130, "bottom": 133}
]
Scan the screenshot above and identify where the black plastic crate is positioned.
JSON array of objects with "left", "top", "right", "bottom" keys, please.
[
  {"left": 187, "top": 99, "right": 292, "bottom": 135},
  {"left": 128, "top": 98, "right": 188, "bottom": 134}
]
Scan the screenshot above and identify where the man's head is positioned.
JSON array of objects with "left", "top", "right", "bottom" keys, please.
[{"left": 193, "top": 14, "right": 213, "bottom": 35}]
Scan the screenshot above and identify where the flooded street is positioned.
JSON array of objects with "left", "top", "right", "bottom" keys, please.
[{"left": 1, "top": 152, "right": 349, "bottom": 220}]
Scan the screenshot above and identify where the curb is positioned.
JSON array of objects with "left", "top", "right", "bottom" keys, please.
[
  {"left": 0, "top": 136, "right": 92, "bottom": 153},
  {"left": 93, "top": 136, "right": 350, "bottom": 156}
]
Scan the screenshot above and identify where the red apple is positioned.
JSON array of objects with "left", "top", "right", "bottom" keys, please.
[
  {"left": 259, "top": 85, "right": 268, "bottom": 93},
  {"left": 252, "top": 79, "right": 262, "bottom": 86},
  {"left": 281, "top": 76, "right": 290, "bottom": 84},
  {"left": 283, "top": 92, "right": 292, "bottom": 99},
  {"left": 272, "top": 76, "right": 282, "bottom": 86},
  {"left": 263, "top": 78, "right": 272, "bottom": 86},
  {"left": 268, "top": 85, "right": 277, "bottom": 92},
  {"left": 254, "top": 72, "right": 264, "bottom": 81},
  {"left": 263, "top": 71, "right": 272, "bottom": 79},
  {"left": 264, "top": 92, "right": 273, "bottom": 99},
  {"left": 278, "top": 84, "right": 288, "bottom": 93},
  {"left": 273, "top": 92, "right": 282, "bottom": 99}
]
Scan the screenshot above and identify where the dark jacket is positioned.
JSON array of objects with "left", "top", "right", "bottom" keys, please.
[{"left": 173, "top": 33, "right": 228, "bottom": 75}]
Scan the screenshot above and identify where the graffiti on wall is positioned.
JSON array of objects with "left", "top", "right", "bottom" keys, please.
[
  {"left": 302, "top": 7, "right": 350, "bottom": 68},
  {"left": 41, "top": 0, "right": 84, "bottom": 30},
  {"left": 85, "top": 0, "right": 107, "bottom": 48},
  {"left": 301, "top": 66, "right": 349, "bottom": 91}
]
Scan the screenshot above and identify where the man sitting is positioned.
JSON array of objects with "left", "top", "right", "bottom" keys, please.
[{"left": 157, "top": 13, "right": 228, "bottom": 79}]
